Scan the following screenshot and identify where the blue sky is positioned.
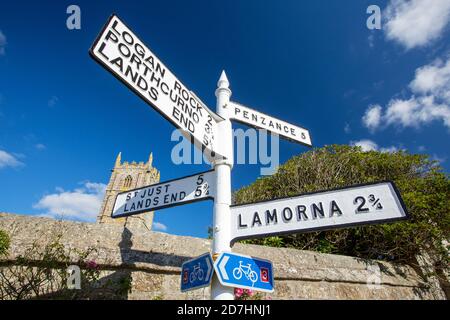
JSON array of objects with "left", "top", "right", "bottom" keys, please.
[{"left": 0, "top": 0, "right": 449, "bottom": 238}]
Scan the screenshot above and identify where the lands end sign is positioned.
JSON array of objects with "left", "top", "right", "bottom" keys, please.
[
  {"left": 112, "top": 170, "right": 215, "bottom": 218},
  {"left": 230, "top": 181, "right": 409, "bottom": 244}
]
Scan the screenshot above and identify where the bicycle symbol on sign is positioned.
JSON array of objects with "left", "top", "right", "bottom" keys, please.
[
  {"left": 189, "top": 263, "right": 204, "bottom": 283},
  {"left": 232, "top": 261, "right": 258, "bottom": 285}
]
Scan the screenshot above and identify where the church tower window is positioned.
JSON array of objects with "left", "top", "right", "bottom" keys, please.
[{"left": 123, "top": 175, "right": 133, "bottom": 189}]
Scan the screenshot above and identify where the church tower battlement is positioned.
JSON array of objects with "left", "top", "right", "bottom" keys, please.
[{"left": 97, "top": 152, "right": 160, "bottom": 230}]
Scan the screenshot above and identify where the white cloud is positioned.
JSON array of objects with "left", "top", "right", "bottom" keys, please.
[
  {"left": 0, "top": 149, "right": 24, "bottom": 169},
  {"left": 351, "top": 139, "right": 378, "bottom": 152},
  {"left": 35, "top": 143, "right": 46, "bottom": 151},
  {"left": 344, "top": 123, "right": 351, "bottom": 133},
  {"left": 431, "top": 154, "right": 446, "bottom": 164},
  {"left": 385, "top": 0, "right": 450, "bottom": 49},
  {"left": 350, "top": 139, "right": 398, "bottom": 153},
  {"left": 33, "top": 182, "right": 106, "bottom": 222},
  {"left": 362, "top": 56, "right": 450, "bottom": 131},
  {"left": 0, "top": 30, "right": 6, "bottom": 55},
  {"left": 385, "top": 96, "right": 450, "bottom": 128},
  {"left": 48, "top": 96, "right": 59, "bottom": 107},
  {"left": 410, "top": 57, "right": 450, "bottom": 100},
  {"left": 153, "top": 221, "right": 168, "bottom": 232},
  {"left": 362, "top": 104, "right": 382, "bottom": 132},
  {"left": 379, "top": 145, "right": 399, "bottom": 153}
]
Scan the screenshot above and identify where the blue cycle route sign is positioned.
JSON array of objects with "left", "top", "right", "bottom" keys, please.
[
  {"left": 213, "top": 252, "right": 274, "bottom": 293},
  {"left": 180, "top": 253, "right": 214, "bottom": 292}
]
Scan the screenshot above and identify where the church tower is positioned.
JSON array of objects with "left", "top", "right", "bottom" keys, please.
[{"left": 97, "top": 152, "right": 160, "bottom": 230}]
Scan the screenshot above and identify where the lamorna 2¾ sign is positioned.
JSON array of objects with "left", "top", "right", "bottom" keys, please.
[{"left": 230, "top": 181, "right": 409, "bottom": 244}]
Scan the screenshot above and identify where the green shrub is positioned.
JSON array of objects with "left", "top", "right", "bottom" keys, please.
[
  {"left": 235, "top": 145, "right": 449, "bottom": 268},
  {"left": 0, "top": 229, "right": 9, "bottom": 257}
]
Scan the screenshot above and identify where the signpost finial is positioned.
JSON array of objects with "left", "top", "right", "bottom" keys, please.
[{"left": 218, "top": 70, "right": 229, "bottom": 89}]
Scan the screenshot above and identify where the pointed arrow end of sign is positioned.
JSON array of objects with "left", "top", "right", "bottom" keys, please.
[
  {"left": 218, "top": 255, "right": 229, "bottom": 281},
  {"left": 218, "top": 70, "right": 229, "bottom": 88},
  {"left": 205, "top": 256, "right": 212, "bottom": 281}
]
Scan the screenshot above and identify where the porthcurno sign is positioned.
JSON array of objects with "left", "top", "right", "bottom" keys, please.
[{"left": 90, "top": 15, "right": 222, "bottom": 160}]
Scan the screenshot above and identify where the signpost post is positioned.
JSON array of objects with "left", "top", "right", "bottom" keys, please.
[
  {"left": 90, "top": 14, "right": 410, "bottom": 300},
  {"left": 210, "top": 71, "right": 235, "bottom": 300}
]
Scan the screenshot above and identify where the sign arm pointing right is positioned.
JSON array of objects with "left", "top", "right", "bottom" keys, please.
[{"left": 227, "top": 101, "right": 312, "bottom": 147}]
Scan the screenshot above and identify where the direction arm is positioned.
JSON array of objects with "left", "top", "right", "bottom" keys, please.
[{"left": 227, "top": 101, "right": 312, "bottom": 147}]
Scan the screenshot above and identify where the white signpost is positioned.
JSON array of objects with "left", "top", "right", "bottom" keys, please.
[
  {"left": 228, "top": 101, "right": 312, "bottom": 146},
  {"left": 230, "top": 181, "right": 409, "bottom": 243},
  {"left": 112, "top": 170, "right": 215, "bottom": 218},
  {"left": 90, "top": 14, "right": 410, "bottom": 301},
  {"left": 89, "top": 15, "right": 223, "bottom": 160}
]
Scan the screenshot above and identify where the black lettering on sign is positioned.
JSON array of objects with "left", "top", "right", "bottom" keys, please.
[
  {"left": 252, "top": 212, "right": 262, "bottom": 227},
  {"left": 354, "top": 196, "right": 369, "bottom": 213},
  {"left": 266, "top": 209, "right": 278, "bottom": 225},
  {"left": 110, "top": 57, "right": 124, "bottom": 72},
  {"left": 311, "top": 202, "right": 324, "bottom": 219},
  {"left": 238, "top": 214, "right": 248, "bottom": 229},
  {"left": 291, "top": 128, "right": 296, "bottom": 137},
  {"left": 330, "top": 200, "right": 343, "bottom": 217},
  {"left": 282, "top": 207, "right": 293, "bottom": 222},
  {"left": 296, "top": 205, "right": 308, "bottom": 220}
]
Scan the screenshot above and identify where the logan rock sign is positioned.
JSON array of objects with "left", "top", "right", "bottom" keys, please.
[
  {"left": 90, "top": 15, "right": 222, "bottom": 159},
  {"left": 230, "top": 181, "right": 409, "bottom": 243}
]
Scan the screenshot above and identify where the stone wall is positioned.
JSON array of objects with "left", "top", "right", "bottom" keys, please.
[{"left": 0, "top": 213, "right": 446, "bottom": 300}]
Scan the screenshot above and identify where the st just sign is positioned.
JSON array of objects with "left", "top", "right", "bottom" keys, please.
[
  {"left": 214, "top": 252, "right": 274, "bottom": 293},
  {"left": 181, "top": 253, "right": 214, "bottom": 292},
  {"left": 90, "top": 15, "right": 223, "bottom": 159},
  {"left": 230, "top": 181, "right": 409, "bottom": 243},
  {"left": 112, "top": 170, "right": 215, "bottom": 218}
]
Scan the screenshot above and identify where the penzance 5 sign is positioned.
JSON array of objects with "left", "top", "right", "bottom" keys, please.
[
  {"left": 112, "top": 170, "right": 215, "bottom": 218},
  {"left": 89, "top": 15, "right": 223, "bottom": 160},
  {"left": 228, "top": 101, "right": 312, "bottom": 147},
  {"left": 230, "top": 181, "right": 409, "bottom": 244}
]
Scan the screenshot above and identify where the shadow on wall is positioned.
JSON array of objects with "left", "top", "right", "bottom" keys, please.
[
  {"left": 90, "top": 226, "right": 193, "bottom": 299},
  {"left": 33, "top": 226, "right": 193, "bottom": 300}
]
